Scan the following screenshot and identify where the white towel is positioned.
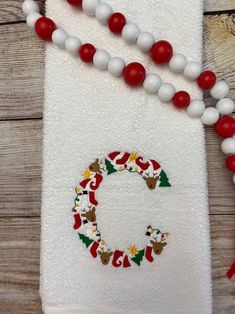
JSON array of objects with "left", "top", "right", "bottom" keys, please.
[{"left": 40, "top": 0, "right": 212, "bottom": 313}]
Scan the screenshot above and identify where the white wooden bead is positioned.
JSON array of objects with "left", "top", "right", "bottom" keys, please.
[
  {"left": 65, "top": 37, "right": 82, "bottom": 56},
  {"left": 200, "top": 107, "right": 219, "bottom": 125},
  {"left": 187, "top": 100, "right": 205, "bottom": 118},
  {"left": 122, "top": 23, "right": 141, "bottom": 45},
  {"left": 216, "top": 98, "right": 235, "bottom": 115},
  {"left": 233, "top": 174, "right": 235, "bottom": 184},
  {"left": 26, "top": 12, "right": 41, "bottom": 28},
  {"left": 143, "top": 74, "right": 162, "bottom": 94},
  {"left": 52, "top": 29, "right": 68, "bottom": 49},
  {"left": 108, "top": 57, "right": 125, "bottom": 77},
  {"left": 82, "top": 0, "right": 100, "bottom": 16},
  {"left": 137, "top": 32, "right": 155, "bottom": 53},
  {"left": 22, "top": 0, "right": 39, "bottom": 16},
  {"left": 210, "top": 81, "right": 230, "bottom": 100},
  {"left": 93, "top": 50, "right": 110, "bottom": 71},
  {"left": 169, "top": 53, "right": 187, "bottom": 73},
  {"left": 221, "top": 138, "right": 235, "bottom": 155},
  {"left": 158, "top": 83, "right": 175, "bottom": 102},
  {"left": 95, "top": 3, "right": 113, "bottom": 25},
  {"left": 183, "top": 61, "right": 202, "bottom": 80}
]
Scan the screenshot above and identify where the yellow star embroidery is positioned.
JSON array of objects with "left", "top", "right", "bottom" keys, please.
[
  {"left": 128, "top": 152, "right": 139, "bottom": 163},
  {"left": 129, "top": 245, "right": 139, "bottom": 256},
  {"left": 82, "top": 169, "right": 93, "bottom": 179}
]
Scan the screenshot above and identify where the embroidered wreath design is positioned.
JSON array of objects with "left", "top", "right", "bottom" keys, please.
[{"left": 73, "top": 151, "right": 171, "bottom": 267}]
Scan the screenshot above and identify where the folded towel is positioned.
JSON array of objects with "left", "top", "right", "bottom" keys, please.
[{"left": 40, "top": 0, "right": 212, "bottom": 313}]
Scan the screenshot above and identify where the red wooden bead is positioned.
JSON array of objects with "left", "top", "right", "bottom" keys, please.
[
  {"left": 197, "top": 70, "right": 216, "bottom": 90},
  {"left": 108, "top": 12, "right": 126, "bottom": 34},
  {"left": 215, "top": 116, "right": 235, "bottom": 138},
  {"left": 67, "top": 0, "right": 82, "bottom": 7},
  {"left": 151, "top": 40, "right": 173, "bottom": 64},
  {"left": 225, "top": 155, "right": 235, "bottom": 172},
  {"left": 79, "top": 43, "right": 96, "bottom": 63},
  {"left": 172, "top": 91, "right": 191, "bottom": 109},
  {"left": 35, "top": 17, "right": 57, "bottom": 41},
  {"left": 123, "top": 62, "right": 146, "bottom": 87}
]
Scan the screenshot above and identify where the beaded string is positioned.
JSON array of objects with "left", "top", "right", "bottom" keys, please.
[
  {"left": 66, "top": 0, "right": 234, "bottom": 117},
  {"left": 22, "top": 0, "right": 235, "bottom": 188}
]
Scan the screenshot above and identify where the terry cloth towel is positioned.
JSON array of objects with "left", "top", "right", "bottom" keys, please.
[{"left": 40, "top": 0, "right": 212, "bottom": 313}]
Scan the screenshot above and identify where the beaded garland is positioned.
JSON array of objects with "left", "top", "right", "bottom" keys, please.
[
  {"left": 22, "top": 0, "right": 235, "bottom": 276},
  {"left": 73, "top": 152, "right": 171, "bottom": 267},
  {"left": 22, "top": 0, "right": 235, "bottom": 186}
]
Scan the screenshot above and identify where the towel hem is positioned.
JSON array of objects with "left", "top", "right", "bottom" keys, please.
[{"left": 44, "top": 305, "right": 157, "bottom": 314}]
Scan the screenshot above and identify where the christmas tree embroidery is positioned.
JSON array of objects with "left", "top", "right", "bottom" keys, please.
[
  {"left": 73, "top": 152, "right": 171, "bottom": 268},
  {"left": 78, "top": 233, "right": 94, "bottom": 248},
  {"left": 105, "top": 159, "right": 117, "bottom": 175},
  {"left": 131, "top": 249, "right": 145, "bottom": 266},
  {"left": 159, "top": 170, "right": 171, "bottom": 187}
]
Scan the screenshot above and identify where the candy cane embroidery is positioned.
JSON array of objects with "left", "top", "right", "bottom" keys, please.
[{"left": 72, "top": 151, "right": 171, "bottom": 268}]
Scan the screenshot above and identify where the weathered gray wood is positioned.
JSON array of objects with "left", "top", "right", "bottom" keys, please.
[
  {"left": 203, "top": 14, "right": 235, "bottom": 113},
  {"left": 205, "top": 0, "right": 235, "bottom": 12},
  {"left": 0, "top": 23, "right": 44, "bottom": 120},
  {"left": 0, "top": 15, "right": 234, "bottom": 215},
  {"left": 206, "top": 127, "right": 235, "bottom": 215},
  {"left": 1, "top": 15, "right": 235, "bottom": 120},
  {"left": 203, "top": 14, "right": 235, "bottom": 101},
  {"left": 203, "top": 13, "right": 235, "bottom": 216},
  {"left": 0, "top": 119, "right": 42, "bottom": 217},
  {"left": 0, "top": 1, "right": 234, "bottom": 23},
  {"left": 0, "top": 216, "right": 234, "bottom": 313},
  {"left": 0, "top": 0, "right": 24, "bottom": 23},
  {"left": 0, "top": 1, "right": 234, "bottom": 313},
  {"left": 0, "top": 0, "right": 45, "bottom": 23},
  {"left": 0, "top": 217, "right": 42, "bottom": 314},
  {"left": 0, "top": 119, "right": 234, "bottom": 216},
  {"left": 211, "top": 215, "right": 235, "bottom": 313}
]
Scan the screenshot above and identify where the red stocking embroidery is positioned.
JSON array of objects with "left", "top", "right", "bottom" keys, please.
[
  {"left": 145, "top": 246, "right": 154, "bottom": 262},
  {"left": 90, "top": 241, "right": 99, "bottom": 258},
  {"left": 73, "top": 213, "right": 82, "bottom": 230}
]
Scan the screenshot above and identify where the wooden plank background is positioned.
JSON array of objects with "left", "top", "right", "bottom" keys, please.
[
  {"left": 204, "top": 0, "right": 235, "bottom": 12},
  {"left": 0, "top": 0, "right": 234, "bottom": 313}
]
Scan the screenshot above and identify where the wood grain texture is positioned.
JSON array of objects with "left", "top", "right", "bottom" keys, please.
[
  {"left": 0, "top": 0, "right": 234, "bottom": 23},
  {"left": 0, "top": 119, "right": 42, "bottom": 217},
  {"left": 0, "top": 216, "right": 234, "bottom": 313},
  {"left": 205, "top": 0, "right": 235, "bottom": 12},
  {"left": 203, "top": 14, "right": 235, "bottom": 215},
  {"left": 0, "top": 0, "right": 45, "bottom": 23},
  {"left": 206, "top": 127, "right": 235, "bottom": 215},
  {"left": 1, "top": 15, "right": 235, "bottom": 120},
  {"left": 0, "top": 0, "right": 24, "bottom": 23},
  {"left": 203, "top": 14, "right": 235, "bottom": 101},
  {"left": 0, "top": 1, "right": 234, "bottom": 313},
  {"left": 0, "top": 119, "right": 234, "bottom": 216},
  {"left": 0, "top": 23, "right": 44, "bottom": 120},
  {"left": 211, "top": 215, "right": 235, "bottom": 314},
  {"left": 0, "top": 217, "right": 42, "bottom": 314}
]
